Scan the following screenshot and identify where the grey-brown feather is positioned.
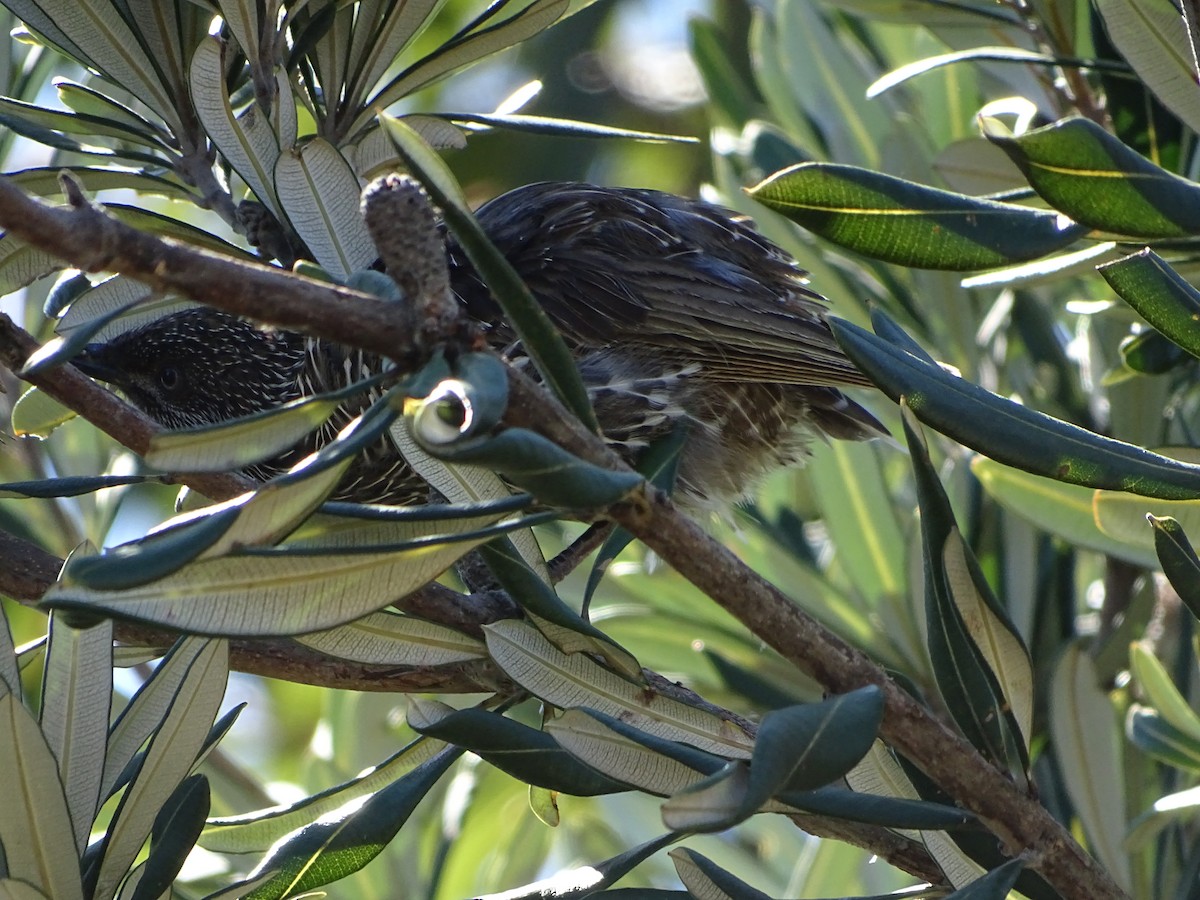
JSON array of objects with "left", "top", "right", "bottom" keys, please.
[{"left": 76, "top": 182, "right": 886, "bottom": 507}]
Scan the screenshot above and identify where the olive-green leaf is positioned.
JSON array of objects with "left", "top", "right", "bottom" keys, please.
[
  {"left": 483, "top": 620, "right": 754, "bottom": 759},
  {"left": 1100, "top": 249, "right": 1200, "bottom": 360},
  {"left": 236, "top": 748, "right": 461, "bottom": 900},
  {"left": 382, "top": 114, "right": 599, "bottom": 430},
  {"left": 1128, "top": 707, "right": 1200, "bottom": 772},
  {"left": 0, "top": 693, "right": 84, "bottom": 900},
  {"left": 45, "top": 509, "right": 517, "bottom": 637},
  {"left": 407, "top": 700, "right": 627, "bottom": 796},
  {"left": 1049, "top": 642, "right": 1131, "bottom": 889},
  {"left": 39, "top": 616, "right": 112, "bottom": 854},
  {"left": 1149, "top": 515, "right": 1200, "bottom": 622},
  {"left": 986, "top": 116, "right": 1200, "bottom": 238},
  {"left": 274, "top": 138, "right": 376, "bottom": 279},
  {"left": 748, "top": 162, "right": 1086, "bottom": 271},
  {"left": 201, "top": 737, "right": 446, "bottom": 855},
  {"left": 296, "top": 611, "right": 485, "bottom": 666},
  {"left": 831, "top": 314, "right": 1200, "bottom": 500}
]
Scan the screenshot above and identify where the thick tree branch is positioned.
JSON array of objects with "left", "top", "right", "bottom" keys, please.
[{"left": 0, "top": 177, "right": 1123, "bottom": 899}]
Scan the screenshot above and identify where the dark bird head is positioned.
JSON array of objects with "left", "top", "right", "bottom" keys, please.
[{"left": 74, "top": 307, "right": 309, "bottom": 430}]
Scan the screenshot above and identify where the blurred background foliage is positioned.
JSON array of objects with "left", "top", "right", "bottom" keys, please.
[{"left": 6, "top": 0, "right": 1200, "bottom": 897}]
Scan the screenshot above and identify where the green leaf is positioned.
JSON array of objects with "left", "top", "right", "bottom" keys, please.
[
  {"left": 201, "top": 737, "right": 446, "bottom": 854},
  {"left": 831, "top": 314, "right": 1200, "bottom": 500},
  {"left": 748, "top": 162, "right": 1086, "bottom": 271},
  {"left": 381, "top": 114, "right": 599, "bottom": 431},
  {"left": 274, "top": 138, "right": 376, "bottom": 279},
  {"left": 102, "top": 638, "right": 217, "bottom": 800},
  {"left": 407, "top": 700, "right": 627, "bottom": 796},
  {"left": 479, "top": 539, "right": 640, "bottom": 679},
  {"left": 1100, "top": 249, "right": 1200, "bottom": 360},
  {"left": 1129, "top": 641, "right": 1200, "bottom": 742},
  {"left": 545, "top": 708, "right": 722, "bottom": 798},
  {"left": 972, "top": 457, "right": 1157, "bottom": 567},
  {"left": 670, "top": 848, "right": 771, "bottom": 900},
  {"left": 945, "top": 859, "right": 1025, "bottom": 899},
  {"left": 1127, "top": 706, "right": 1200, "bottom": 771},
  {"left": 236, "top": 748, "right": 461, "bottom": 899},
  {"left": 352, "top": 0, "right": 570, "bottom": 139},
  {"left": 1094, "top": 0, "right": 1200, "bottom": 136},
  {"left": 904, "top": 407, "right": 1030, "bottom": 780},
  {"left": 1149, "top": 515, "right": 1200, "bottom": 622},
  {"left": 39, "top": 617, "right": 112, "bottom": 854},
  {"left": 296, "top": 611, "right": 486, "bottom": 666},
  {"left": 0, "top": 693, "right": 84, "bottom": 900},
  {"left": 46, "top": 508, "right": 523, "bottom": 636},
  {"left": 985, "top": 116, "right": 1200, "bottom": 238},
  {"left": 661, "top": 688, "right": 884, "bottom": 832},
  {"left": 128, "top": 775, "right": 209, "bottom": 900},
  {"left": 191, "top": 37, "right": 283, "bottom": 215},
  {"left": 415, "top": 425, "right": 640, "bottom": 509},
  {"left": 493, "top": 833, "right": 682, "bottom": 900},
  {"left": 445, "top": 113, "right": 696, "bottom": 143},
  {"left": 484, "top": 620, "right": 754, "bottom": 759},
  {"left": 1048, "top": 641, "right": 1131, "bottom": 889},
  {"left": 86, "top": 640, "right": 228, "bottom": 900}
]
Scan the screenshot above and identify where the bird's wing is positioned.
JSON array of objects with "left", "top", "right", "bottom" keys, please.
[{"left": 450, "top": 182, "right": 872, "bottom": 388}]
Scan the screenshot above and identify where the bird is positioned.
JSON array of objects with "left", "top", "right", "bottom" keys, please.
[{"left": 71, "top": 181, "right": 886, "bottom": 508}]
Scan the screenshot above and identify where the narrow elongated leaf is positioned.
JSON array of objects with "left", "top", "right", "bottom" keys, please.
[
  {"left": 1130, "top": 641, "right": 1200, "bottom": 742},
  {"left": 831, "top": 314, "right": 1200, "bottom": 500},
  {"left": 55, "top": 81, "right": 167, "bottom": 143},
  {"left": 190, "top": 37, "right": 283, "bottom": 214},
  {"left": 904, "top": 408, "right": 1030, "bottom": 779},
  {"left": 479, "top": 539, "right": 640, "bottom": 679},
  {"left": 46, "top": 510, "right": 517, "bottom": 637},
  {"left": 546, "top": 708, "right": 718, "bottom": 797},
  {"left": 1150, "top": 515, "right": 1200, "bottom": 621},
  {"left": 972, "top": 457, "right": 1158, "bottom": 567},
  {"left": 39, "top": 616, "right": 112, "bottom": 854},
  {"left": 1049, "top": 642, "right": 1130, "bottom": 889},
  {"left": 201, "top": 737, "right": 445, "bottom": 854},
  {"left": 748, "top": 163, "right": 1085, "bottom": 271},
  {"left": 0, "top": 693, "right": 84, "bottom": 900},
  {"left": 447, "top": 113, "right": 696, "bottom": 143},
  {"left": 484, "top": 620, "right": 754, "bottom": 759},
  {"left": 102, "top": 638, "right": 214, "bottom": 799},
  {"left": 947, "top": 859, "right": 1025, "bottom": 899},
  {"left": 408, "top": 700, "right": 627, "bottom": 795},
  {"left": 381, "top": 114, "right": 599, "bottom": 430},
  {"left": 1128, "top": 706, "right": 1200, "bottom": 771},
  {"left": 418, "top": 426, "right": 640, "bottom": 508},
  {"left": 0, "top": 603, "right": 19, "bottom": 697},
  {"left": 88, "top": 641, "right": 228, "bottom": 900},
  {"left": 1095, "top": 0, "right": 1200, "bottom": 135},
  {"left": 0, "top": 96, "right": 164, "bottom": 147},
  {"left": 661, "top": 689, "right": 884, "bottom": 832},
  {"left": 985, "top": 117, "right": 1200, "bottom": 238},
  {"left": 236, "top": 748, "right": 461, "bottom": 899},
  {"left": 296, "top": 611, "right": 486, "bottom": 666},
  {"left": 1, "top": 0, "right": 174, "bottom": 125},
  {"left": 275, "top": 139, "right": 376, "bottom": 279},
  {"left": 670, "top": 848, "right": 771, "bottom": 900},
  {"left": 478, "top": 833, "right": 680, "bottom": 900},
  {"left": 128, "top": 775, "right": 209, "bottom": 900},
  {"left": 1100, "top": 249, "right": 1200, "bottom": 360},
  {"left": 346, "top": 0, "right": 440, "bottom": 110},
  {"left": 353, "top": 0, "right": 569, "bottom": 138}
]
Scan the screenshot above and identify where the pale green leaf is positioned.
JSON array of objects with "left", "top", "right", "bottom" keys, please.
[
  {"left": 39, "top": 617, "right": 112, "bottom": 854},
  {"left": 295, "top": 610, "right": 486, "bottom": 665},
  {"left": 0, "top": 693, "right": 84, "bottom": 900},
  {"left": 274, "top": 138, "right": 375, "bottom": 279},
  {"left": 10, "top": 386, "right": 75, "bottom": 438},
  {"left": 484, "top": 620, "right": 753, "bottom": 759}
]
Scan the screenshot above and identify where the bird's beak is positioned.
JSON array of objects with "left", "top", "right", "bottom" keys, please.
[{"left": 72, "top": 344, "right": 122, "bottom": 383}]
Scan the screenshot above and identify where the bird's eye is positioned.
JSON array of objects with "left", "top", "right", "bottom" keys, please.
[{"left": 158, "top": 366, "right": 181, "bottom": 390}]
